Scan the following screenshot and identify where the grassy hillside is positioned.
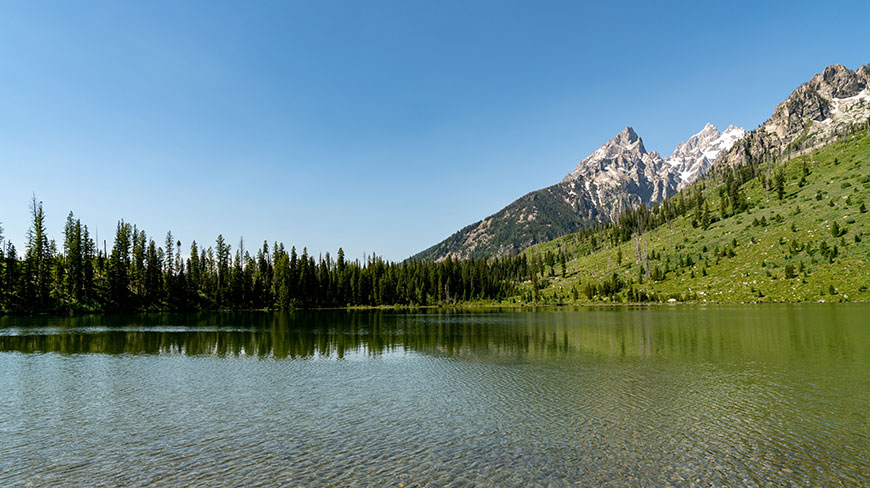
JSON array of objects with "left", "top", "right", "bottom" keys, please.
[{"left": 515, "top": 131, "right": 870, "bottom": 304}]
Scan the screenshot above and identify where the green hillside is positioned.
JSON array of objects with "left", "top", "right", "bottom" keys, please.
[
  {"left": 412, "top": 183, "right": 592, "bottom": 261},
  {"left": 515, "top": 131, "right": 870, "bottom": 304}
]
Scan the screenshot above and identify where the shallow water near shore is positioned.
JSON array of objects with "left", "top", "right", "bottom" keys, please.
[{"left": 1, "top": 305, "right": 868, "bottom": 486}]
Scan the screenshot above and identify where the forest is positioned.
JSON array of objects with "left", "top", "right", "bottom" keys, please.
[
  {"left": 0, "top": 198, "right": 530, "bottom": 313},
  {"left": 3, "top": 126, "right": 867, "bottom": 313}
]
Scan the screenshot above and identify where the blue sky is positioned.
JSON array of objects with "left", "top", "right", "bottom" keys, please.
[{"left": 1, "top": 0, "right": 869, "bottom": 261}]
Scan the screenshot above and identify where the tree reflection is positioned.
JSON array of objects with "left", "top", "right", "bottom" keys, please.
[{"left": 0, "top": 307, "right": 859, "bottom": 364}]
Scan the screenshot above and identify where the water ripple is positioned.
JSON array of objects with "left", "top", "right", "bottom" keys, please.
[{"left": 0, "top": 306, "right": 868, "bottom": 486}]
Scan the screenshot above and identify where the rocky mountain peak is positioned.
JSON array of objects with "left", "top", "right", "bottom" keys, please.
[
  {"left": 415, "top": 122, "right": 745, "bottom": 262},
  {"left": 563, "top": 127, "right": 649, "bottom": 183},
  {"left": 617, "top": 126, "right": 640, "bottom": 142},
  {"left": 666, "top": 123, "right": 746, "bottom": 188},
  {"left": 595, "top": 126, "right": 646, "bottom": 157},
  {"left": 554, "top": 126, "right": 680, "bottom": 221},
  {"left": 718, "top": 63, "right": 870, "bottom": 170},
  {"left": 612, "top": 126, "right": 645, "bottom": 153},
  {"left": 810, "top": 64, "right": 866, "bottom": 99}
]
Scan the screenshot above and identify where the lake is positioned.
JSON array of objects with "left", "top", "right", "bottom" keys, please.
[{"left": 1, "top": 305, "right": 867, "bottom": 486}]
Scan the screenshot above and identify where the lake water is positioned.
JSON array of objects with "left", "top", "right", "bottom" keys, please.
[{"left": 1, "top": 306, "right": 867, "bottom": 486}]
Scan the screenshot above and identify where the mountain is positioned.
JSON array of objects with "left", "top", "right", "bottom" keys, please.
[
  {"left": 560, "top": 127, "right": 675, "bottom": 217},
  {"left": 418, "top": 63, "right": 870, "bottom": 263},
  {"left": 509, "top": 62, "right": 870, "bottom": 305},
  {"left": 667, "top": 123, "right": 745, "bottom": 188},
  {"left": 520, "top": 124, "right": 870, "bottom": 304},
  {"left": 414, "top": 124, "right": 744, "bottom": 261},
  {"left": 717, "top": 64, "right": 870, "bottom": 169}
]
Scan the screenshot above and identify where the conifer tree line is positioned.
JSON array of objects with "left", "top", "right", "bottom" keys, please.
[
  {"left": 0, "top": 197, "right": 528, "bottom": 313},
  {"left": 4, "top": 126, "right": 865, "bottom": 313}
]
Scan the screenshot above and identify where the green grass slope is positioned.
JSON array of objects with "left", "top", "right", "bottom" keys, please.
[{"left": 517, "top": 132, "right": 870, "bottom": 304}]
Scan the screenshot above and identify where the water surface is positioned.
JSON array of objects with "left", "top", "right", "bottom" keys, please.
[{"left": 1, "top": 305, "right": 868, "bottom": 486}]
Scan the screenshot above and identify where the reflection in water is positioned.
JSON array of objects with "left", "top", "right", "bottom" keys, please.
[
  {"left": 0, "top": 306, "right": 859, "bottom": 363},
  {"left": 0, "top": 306, "right": 867, "bottom": 487}
]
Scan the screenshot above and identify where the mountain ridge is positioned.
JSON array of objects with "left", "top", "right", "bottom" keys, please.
[
  {"left": 717, "top": 63, "right": 870, "bottom": 171},
  {"left": 414, "top": 122, "right": 744, "bottom": 261},
  {"left": 517, "top": 125, "right": 870, "bottom": 304},
  {"left": 668, "top": 123, "right": 745, "bottom": 188},
  {"left": 416, "top": 63, "right": 870, "bottom": 263}
]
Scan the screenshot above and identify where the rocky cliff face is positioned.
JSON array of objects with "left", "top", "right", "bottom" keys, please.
[
  {"left": 561, "top": 127, "right": 675, "bottom": 219},
  {"left": 414, "top": 124, "right": 744, "bottom": 261},
  {"left": 718, "top": 64, "right": 870, "bottom": 169}
]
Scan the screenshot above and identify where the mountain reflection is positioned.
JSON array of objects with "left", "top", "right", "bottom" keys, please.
[{"left": 0, "top": 307, "right": 860, "bottom": 362}]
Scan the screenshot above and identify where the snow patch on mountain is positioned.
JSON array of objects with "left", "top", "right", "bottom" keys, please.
[
  {"left": 561, "top": 123, "right": 745, "bottom": 214},
  {"left": 818, "top": 88, "right": 870, "bottom": 126},
  {"left": 665, "top": 123, "right": 745, "bottom": 189}
]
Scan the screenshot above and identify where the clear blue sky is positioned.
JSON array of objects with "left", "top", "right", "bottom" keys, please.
[{"left": 1, "top": 0, "right": 868, "bottom": 261}]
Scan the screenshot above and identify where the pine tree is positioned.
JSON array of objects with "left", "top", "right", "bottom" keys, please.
[
  {"left": 107, "top": 220, "right": 133, "bottom": 308},
  {"left": 336, "top": 247, "right": 347, "bottom": 304},
  {"left": 188, "top": 241, "right": 201, "bottom": 295},
  {"left": 164, "top": 231, "right": 175, "bottom": 278},
  {"left": 145, "top": 239, "right": 161, "bottom": 305},
  {"left": 775, "top": 170, "right": 785, "bottom": 200},
  {"left": 131, "top": 229, "right": 146, "bottom": 299},
  {"left": 2, "top": 242, "right": 15, "bottom": 308},
  {"left": 25, "top": 196, "right": 52, "bottom": 308},
  {"left": 215, "top": 234, "right": 230, "bottom": 306},
  {"left": 62, "top": 212, "right": 85, "bottom": 303},
  {"left": 81, "top": 225, "right": 95, "bottom": 303}
]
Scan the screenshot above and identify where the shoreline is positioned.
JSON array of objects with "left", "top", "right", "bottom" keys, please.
[{"left": 1, "top": 299, "right": 865, "bottom": 319}]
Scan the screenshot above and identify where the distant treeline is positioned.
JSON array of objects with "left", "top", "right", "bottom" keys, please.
[
  {"left": 7, "top": 127, "right": 861, "bottom": 313},
  {"left": 0, "top": 176, "right": 778, "bottom": 313},
  {"left": 0, "top": 197, "right": 532, "bottom": 313}
]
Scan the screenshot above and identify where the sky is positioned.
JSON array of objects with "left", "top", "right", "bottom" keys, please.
[{"left": 1, "top": 0, "right": 869, "bottom": 261}]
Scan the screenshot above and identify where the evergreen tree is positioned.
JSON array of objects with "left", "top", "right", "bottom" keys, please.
[
  {"left": 164, "top": 231, "right": 175, "bottom": 278},
  {"left": 25, "top": 196, "right": 52, "bottom": 308},
  {"left": 81, "top": 225, "right": 96, "bottom": 303},
  {"left": 215, "top": 234, "right": 230, "bottom": 306},
  {"left": 62, "top": 212, "right": 85, "bottom": 303},
  {"left": 775, "top": 170, "right": 785, "bottom": 200},
  {"left": 3, "top": 242, "right": 19, "bottom": 309},
  {"left": 188, "top": 241, "right": 201, "bottom": 299},
  {"left": 131, "top": 229, "right": 147, "bottom": 300},
  {"left": 107, "top": 221, "right": 133, "bottom": 309},
  {"left": 145, "top": 239, "right": 162, "bottom": 305}
]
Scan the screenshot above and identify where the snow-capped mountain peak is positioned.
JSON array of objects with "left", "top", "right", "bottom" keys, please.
[
  {"left": 666, "top": 123, "right": 746, "bottom": 188},
  {"left": 416, "top": 123, "right": 745, "bottom": 261}
]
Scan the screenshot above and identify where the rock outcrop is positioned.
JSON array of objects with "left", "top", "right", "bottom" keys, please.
[{"left": 717, "top": 64, "right": 870, "bottom": 169}]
